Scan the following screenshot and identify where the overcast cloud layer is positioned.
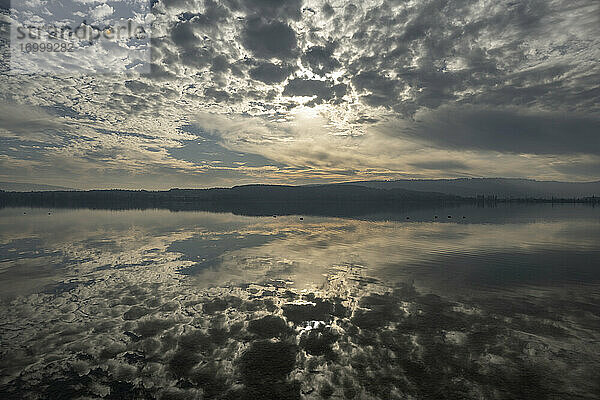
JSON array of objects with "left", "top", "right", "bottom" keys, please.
[{"left": 1, "top": 0, "right": 599, "bottom": 189}]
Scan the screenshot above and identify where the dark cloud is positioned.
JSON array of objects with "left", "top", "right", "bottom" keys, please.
[
  {"left": 225, "top": 0, "right": 304, "bottom": 21},
  {"left": 0, "top": 103, "right": 65, "bottom": 137},
  {"left": 249, "top": 62, "right": 295, "bottom": 84},
  {"left": 157, "top": 0, "right": 194, "bottom": 9},
  {"left": 408, "top": 106, "right": 600, "bottom": 155},
  {"left": 125, "top": 80, "right": 152, "bottom": 93},
  {"left": 340, "top": 0, "right": 599, "bottom": 116},
  {"left": 163, "top": 2, "right": 235, "bottom": 71},
  {"left": 241, "top": 17, "right": 298, "bottom": 60},
  {"left": 409, "top": 160, "right": 469, "bottom": 171},
  {"left": 354, "top": 116, "right": 379, "bottom": 124},
  {"left": 351, "top": 71, "right": 400, "bottom": 107},
  {"left": 344, "top": 3, "right": 358, "bottom": 20},
  {"left": 170, "top": 23, "right": 230, "bottom": 70},
  {"left": 552, "top": 161, "right": 600, "bottom": 178},
  {"left": 204, "top": 87, "right": 232, "bottom": 103},
  {"left": 283, "top": 78, "right": 346, "bottom": 104},
  {"left": 210, "top": 54, "right": 231, "bottom": 74},
  {"left": 147, "top": 63, "right": 177, "bottom": 81},
  {"left": 171, "top": 1, "right": 230, "bottom": 33},
  {"left": 171, "top": 21, "right": 199, "bottom": 49},
  {"left": 301, "top": 44, "right": 340, "bottom": 76},
  {"left": 321, "top": 3, "right": 335, "bottom": 18},
  {"left": 141, "top": 0, "right": 600, "bottom": 121},
  {"left": 177, "top": 1, "right": 230, "bottom": 24}
]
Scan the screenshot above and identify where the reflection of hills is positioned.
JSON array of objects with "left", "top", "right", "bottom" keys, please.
[{"left": 0, "top": 184, "right": 467, "bottom": 216}]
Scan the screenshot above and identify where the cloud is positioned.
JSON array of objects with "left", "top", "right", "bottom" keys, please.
[
  {"left": 90, "top": 4, "right": 114, "bottom": 21},
  {"left": 404, "top": 105, "right": 600, "bottom": 155},
  {"left": 226, "top": 0, "right": 304, "bottom": 21},
  {"left": 301, "top": 44, "right": 340, "bottom": 76},
  {"left": 321, "top": 3, "right": 335, "bottom": 18},
  {"left": 550, "top": 158, "right": 600, "bottom": 180},
  {"left": 241, "top": 17, "right": 298, "bottom": 60},
  {"left": 1, "top": 0, "right": 599, "bottom": 187},
  {"left": 0, "top": 103, "right": 66, "bottom": 141},
  {"left": 249, "top": 62, "right": 296, "bottom": 84},
  {"left": 171, "top": 20, "right": 199, "bottom": 49},
  {"left": 351, "top": 71, "right": 400, "bottom": 108},
  {"left": 282, "top": 78, "right": 346, "bottom": 104},
  {"left": 409, "top": 160, "right": 469, "bottom": 171}
]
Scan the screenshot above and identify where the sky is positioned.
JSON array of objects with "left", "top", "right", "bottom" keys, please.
[{"left": 0, "top": 0, "right": 599, "bottom": 190}]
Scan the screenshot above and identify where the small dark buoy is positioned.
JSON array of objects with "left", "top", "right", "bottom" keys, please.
[
  {"left": 48, "top": 212, "right": 51, "bottom": 215},
  {"left": 299, "top": 217, "right": 303, "bottom": 220},
  {"left": 462, "top": 216, "right": 466, "bottom": 219},
  {"left": 273, "top": 215, "right": 277, "bottom": 218},
  {"left": 447, "top": 215, "right": 452, "bottom": 219},
  {"left": 406, "top": 216, "right": 410, "bottom": 220},
  {"left": 23, "top": 212, "right": 26, "bottom": 215},
  {"left": 434, "top": 216, "right": 438, "bottom": 219}
]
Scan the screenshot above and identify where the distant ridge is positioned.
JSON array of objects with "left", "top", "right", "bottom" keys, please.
[
  {"left": 1, "top": 182, "right": 597, "bottom": 216},
  {"left": 0, "top": 184, "right": 462, "bottom": 203},
  {"left": 2, "top": 179, "right": 599, "bottom": 199},
  {"left": 0, "top": 182, "right": 75, "bottom": 192},
  {"left": 0, "top": 184, "right": 465, "bottom": 214},
  {"left": 336, "top": 178, "right": 600, "bottom": 199}
]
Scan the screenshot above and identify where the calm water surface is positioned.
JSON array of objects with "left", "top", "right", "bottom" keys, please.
[{"left": 1, "top": 204, "right": 599, "bottom": 399}]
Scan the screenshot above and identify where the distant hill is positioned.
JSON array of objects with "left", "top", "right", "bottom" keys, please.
[
  {"left": 0, "top": 182, "right": 75, "bottom": 192},
  {"left": 1, "top": 183, "right": 598, "bottom": 216},
  {"left": 196, "top": 184, "right": 460, "bottom": 202},
  {"left": 0, "top": 184, "right": 465, "bottom": 213},
  {"left": 336, "top": 178, "right": 600, "bottom": 199}
]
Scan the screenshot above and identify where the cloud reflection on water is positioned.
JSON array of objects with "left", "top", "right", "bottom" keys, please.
[{"left": 1, "top": 205, "right": 599, "bottom": 399}]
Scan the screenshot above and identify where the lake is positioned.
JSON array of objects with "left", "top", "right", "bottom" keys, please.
[{"left": 1, "top": 204, "right": 599, "bottom": 399}]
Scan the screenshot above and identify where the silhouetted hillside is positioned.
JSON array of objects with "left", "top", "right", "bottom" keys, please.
[
  {"left": 1, "top": 184, "right": 598, "bottom": 217},
  {"left": 0, "top": 184, "right": 465, "bottom": 213},
  {"left": 338, "top": 178, "right": 600, "bottom": 199}
]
